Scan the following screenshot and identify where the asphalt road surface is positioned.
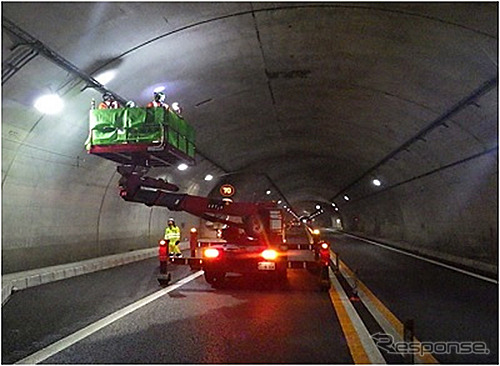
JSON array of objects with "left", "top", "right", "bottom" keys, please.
[
  {"left": 3, "top": 231, "right": 497, "bottom": 364},
  {"left": 3, "top": 251, "right": 352, "bottom": 364}
]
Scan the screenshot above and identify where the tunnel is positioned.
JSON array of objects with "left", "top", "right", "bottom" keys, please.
[{"left": 1, "top": 3, "right": 498, "bottom": 365}]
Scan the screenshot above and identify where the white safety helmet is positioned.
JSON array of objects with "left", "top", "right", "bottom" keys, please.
[
  {"left": 172, "top": 102, "right": 182, "bottom": 114},
  {"left": 154, "top": 91, "right": 166, "bottom": 103},
  {"left": 103, "top": 92, "right": 114, "bottom": 102}
]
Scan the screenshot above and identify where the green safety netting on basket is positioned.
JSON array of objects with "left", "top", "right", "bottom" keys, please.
[{"left": 85, "top": 107, "right": 195, "bottom": 158}]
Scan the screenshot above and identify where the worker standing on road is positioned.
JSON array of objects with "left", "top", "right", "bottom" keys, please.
[{"left": 165, "top": 218, "right": 182, "bottom": 257}]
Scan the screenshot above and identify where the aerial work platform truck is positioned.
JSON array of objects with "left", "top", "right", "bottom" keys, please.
[{"left": 86, "top": 105, "right": 330, "bottom": 290}]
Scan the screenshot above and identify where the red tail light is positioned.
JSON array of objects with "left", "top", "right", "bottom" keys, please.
[
  {"left": 204, "top": 248, "right": 220, "bottom": 258},
  {"left": 159, "top": 239, "right": 167, "bottom": 246},
  {"left": 321, "top": 242, "right": 329, "bottom": 250},
  {"left": 261, "top": 249, "right": 278, "bottom": 260}
]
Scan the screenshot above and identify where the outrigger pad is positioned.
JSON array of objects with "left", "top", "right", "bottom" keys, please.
[{"left": 85, "top": 107, "right": 196, "bottom": 167}]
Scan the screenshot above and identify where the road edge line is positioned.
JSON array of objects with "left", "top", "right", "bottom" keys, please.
[
  {"left": 328, "top": 268, "right": 386, "bottom": 364},
  {"left": 343, "top": 233, "right": 497, "bottom": 285}
]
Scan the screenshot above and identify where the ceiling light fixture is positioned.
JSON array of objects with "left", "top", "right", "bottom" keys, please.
[
  {"left": 34, "top": 93, "right": 64, "bottom": 114},
  {"left": 372, "top": 179, "right": 382, "bottom": 186},
  {"left": 177, "top": 163, "right": 188, "bottom": 171},
  {"left": 204, "top": 174, "right": 213, "bottom": 181}
]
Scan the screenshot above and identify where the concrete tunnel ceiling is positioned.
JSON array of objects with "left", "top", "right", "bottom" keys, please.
[{"left": 1, "top": 3, "right": 498, "bottom": 273}]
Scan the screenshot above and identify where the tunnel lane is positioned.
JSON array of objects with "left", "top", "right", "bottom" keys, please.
[
  {"left": 3, "top": 246, "right": 357, "bottom": 364},
  {"left": 3, "top": 231, "right": 497, "bottom": 364},
  {"left": 325, "top": 231, "right": 498, "bottom": 364}
]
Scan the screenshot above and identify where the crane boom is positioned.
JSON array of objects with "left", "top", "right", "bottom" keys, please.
[{"left": 117, "top": 167, "right": 280, "bottom": 239}]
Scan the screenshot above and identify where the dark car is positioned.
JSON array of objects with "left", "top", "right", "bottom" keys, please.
[{"left": 202, "top": 241, "right": 288, "bottom": 286}]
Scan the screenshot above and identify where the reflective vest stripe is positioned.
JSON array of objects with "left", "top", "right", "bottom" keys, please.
[{"left": 164, "top": 227, "right": 180, "bottom": 241}]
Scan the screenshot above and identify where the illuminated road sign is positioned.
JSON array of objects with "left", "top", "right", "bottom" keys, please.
[{"left": 220, "top": 184, "right": 235, "bottom": 197}]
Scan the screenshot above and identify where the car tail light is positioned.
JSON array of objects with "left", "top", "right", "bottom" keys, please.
[
  {"left": 204, "top": 248, "right": 220, "bottom": 258},
  {"left": 321, "top": 242, "right": 329, "bottom": 250},
  {"left": 159, "top": 239, "right": 167, "bottom": 246},
  {"left": 261, "top": 249, "right": 278, "bottom": 260}
]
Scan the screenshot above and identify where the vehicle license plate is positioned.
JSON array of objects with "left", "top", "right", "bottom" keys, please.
[{"left": 258, "top": 261, "right": 276, "bottom": 271}]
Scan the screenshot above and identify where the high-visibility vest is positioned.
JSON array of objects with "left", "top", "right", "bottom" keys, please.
[
  {"left": 147, "top": 101, "right": 169, "bottom": 110},
  {"left": 98, "top": 101, "right": 120, "bottom": 109},
  {"left": 164, "top": 225, "right": 181, "bottom": 241}
]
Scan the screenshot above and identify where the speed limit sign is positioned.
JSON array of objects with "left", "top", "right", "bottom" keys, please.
[{"left": 220, "top": 184, "right": 235, "bottom": 197}]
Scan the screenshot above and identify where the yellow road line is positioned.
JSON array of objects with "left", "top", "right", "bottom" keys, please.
[
  {"left": 339, "top": 260, "right": 439, "bottom": 364},
  {"left": 328, "top": 274, "right": 373, "bottom": 364}
]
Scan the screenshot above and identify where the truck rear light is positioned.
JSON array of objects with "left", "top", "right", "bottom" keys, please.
[
  {"left": 261, "top": 249, "right": 278, "bottom": 260},
  {"left": 204, "top": 248, "right": 220, "bottom": 258},
  {"left": 321, "top": 242, "right": 329, "bottom": 250},
  {"left": 159, "top": 239, "right": 167, "bottom": 246}
]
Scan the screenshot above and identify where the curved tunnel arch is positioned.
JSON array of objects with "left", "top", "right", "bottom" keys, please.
[
  {"left": 88, "top": 3, "right": 498, "bottom": 77},
  {"left": 1, "top": 3, "right": 497, "bottom": 273}
]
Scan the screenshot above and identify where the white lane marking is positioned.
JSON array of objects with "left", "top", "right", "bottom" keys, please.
[
  {"left": 329, "top": 268, "right": 387, "bottom": 364},
  {"left": 343, "top": 233, "right": 498, "bottom": 285},
  {"left": 15, "top": 271, "right": 204, "bottom": 365}
]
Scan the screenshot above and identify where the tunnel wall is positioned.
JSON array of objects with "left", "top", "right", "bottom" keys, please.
[
  {"left": 1, "top": 94, "right": 213, "bottom": 274},
  {"left": 342, "top": 151, "right": 498, "bottom": 271},
  {"left": 2, "top": 162, "right": 202, "bottom": 274}
]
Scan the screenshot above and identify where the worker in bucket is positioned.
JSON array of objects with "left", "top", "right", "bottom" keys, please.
[
  {"left": 164, "top": 218, "right": 182, "bottom": 257},
  {"left": 147, "top": 91, "right": 169, "bottom": 110},
  {"left": 98, "top": 92, "right": 120, "bottom": 109},
  {"left": 171, "top": 101, "right": 183, "bottom": 117}
]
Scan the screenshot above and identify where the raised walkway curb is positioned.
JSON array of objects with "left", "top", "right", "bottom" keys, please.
[
  {"left": 2, "top": 241, "right": 189, "bottom": 306},
  {"left": 326, "top": 229, "right": 497, "bottom": 280}
]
